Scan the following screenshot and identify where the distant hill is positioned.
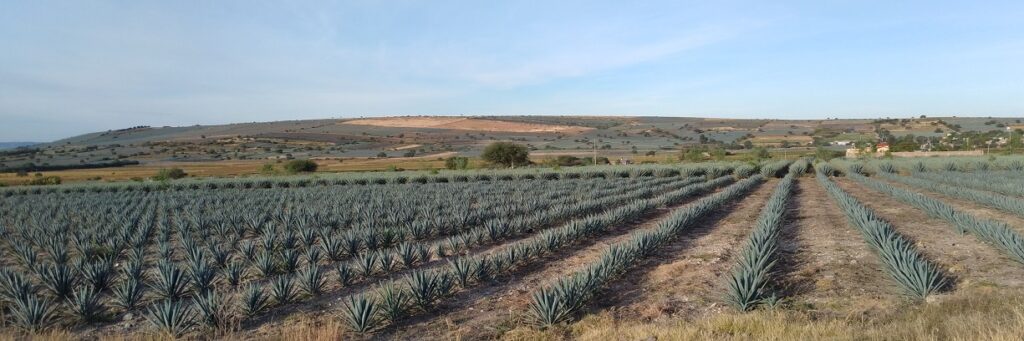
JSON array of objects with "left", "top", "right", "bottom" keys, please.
[
  {"left": 0, "top": 142, "right": 38, "bottom": 150},
  {"left": 2, "top": 115, "right": 1021, "bottom": 172}
]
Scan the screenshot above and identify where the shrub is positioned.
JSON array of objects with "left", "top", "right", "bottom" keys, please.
[
  {"left": 445, "top": 156, "right": 470, "bottom": 170},
  {"left": 152, "top": 168, "right": 187, "bottom": 181},
  {"left": 26, "top": 176, "right": 61, "bottom": 186},
  {"left": 283, "top": 159, "right": 318, "bottom": 174}
]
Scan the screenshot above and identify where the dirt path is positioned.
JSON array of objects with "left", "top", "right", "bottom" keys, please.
[
  {"left": 878, "top": 175, "right": 1024, "bottom": 234},
  {"left": 836, "top": 178, "right": 1024, "bottom": 290},
  {"left": 780, "top": 178, "right": 896, "bottom": 316},
  {"left": 587, "top": 179, "right": 779, "bottom": 322},
  {"left": 375, "top": 180, "right": 774, "bottom": 340}
]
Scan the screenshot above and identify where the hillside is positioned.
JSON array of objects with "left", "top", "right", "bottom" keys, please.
[
  {"left": 0, "top": 142, "right": 37, "bottom": 150},
  {"left": 1, "top": 116, "right": 1021, "bottom": 177}
]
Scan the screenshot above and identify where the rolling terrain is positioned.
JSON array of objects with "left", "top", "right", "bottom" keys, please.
[{"left": 1, "top": 116, "right": 1020, "bottom": 186}]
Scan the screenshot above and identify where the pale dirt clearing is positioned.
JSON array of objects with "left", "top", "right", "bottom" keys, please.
[{"left": 342, "top": 117, "right": 594, "bottom": 134}]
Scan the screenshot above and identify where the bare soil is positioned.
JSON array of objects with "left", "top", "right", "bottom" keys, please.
[{"left": 775, "top": 178, "right": 898, "bottom": 316}]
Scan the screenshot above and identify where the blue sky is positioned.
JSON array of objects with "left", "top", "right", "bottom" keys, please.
[{"left": 1, "top": 1, "right": 1022, "bottom": 141}]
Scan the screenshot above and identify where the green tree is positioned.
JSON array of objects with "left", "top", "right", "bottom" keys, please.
[
  {"left": 282, "top": 159, "right": 318, "bottom": 173},
  {"left": 481, "top": 142, "right": 530, "bottom": 167},
  {"left": 445, "top": 156, "right": 470, "bottom": 170}
]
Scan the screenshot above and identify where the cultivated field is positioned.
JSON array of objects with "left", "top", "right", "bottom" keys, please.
[{"left": 3, "top": 157, "right": 1024, "bottom": 340}]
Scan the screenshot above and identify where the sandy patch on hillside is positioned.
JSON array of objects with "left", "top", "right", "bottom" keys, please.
[
  {"left": 392, "top": 144, "right": 422, "bottom": 150},
  {"left": 342, "top": 117, "right": 593, "bottom": 134}
]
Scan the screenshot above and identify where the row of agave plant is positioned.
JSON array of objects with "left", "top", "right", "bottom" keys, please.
[
  {"left": 0, "top": 163, "right": 736, "bottom": 197},
  {"left": 908, "top": 170, "right": 1024, "bottom": 199},
  {"left": 3, "top": 165, "right": 742, "bottom": 251},
  {"left": 863, "top": 157, "right": 1024, "bottom": 174},
  {"left": 337, "top": 174, "right": 747, "bottom": 333},
  {"left": 872, "top": 171, "right": 1024, "bottom": 219},
  {"left": 0, "top": 177, "right": 656, "bottom": 333},
  {"left": 5, "top": 175, "right": 611, "bottom": 243},
  {"left": 0, "top": 178, "right": 597, "bottom": 283},
  {"left": 724, "top": 172, "right": 796, "bottom": 311},
  {"left": 0, "top": 167, "right": 745, "bottom": 335},
  {"left": 816, "top": 172, "right": 946, "bottom": 299},
  {"left": 526, "top": 175, "right": 767, "bottom": 326},
  {"left": 845, "top": 171, "right": 1024, "bottom": 264}
]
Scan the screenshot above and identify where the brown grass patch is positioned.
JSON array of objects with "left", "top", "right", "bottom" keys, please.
[{"left": 502, "top": 286, "right": 1024, "bottom": 341}]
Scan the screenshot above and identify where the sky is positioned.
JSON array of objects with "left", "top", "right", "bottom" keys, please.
[{"left": 1, "top": 1, "right": 1023, "bottom": 141}]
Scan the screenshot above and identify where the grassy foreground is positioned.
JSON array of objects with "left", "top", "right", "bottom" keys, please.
[
  {"left": 505, "top": 287, "right": 1024, "bottom": 341},
  {"left": 294, "top": 285, "right": 1021, "bottom": 341},
  {"left": 6, "top": 284, "right": 1023, "bottom": 340}
]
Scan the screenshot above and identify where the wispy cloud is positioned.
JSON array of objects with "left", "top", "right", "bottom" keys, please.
[
  {"left": 459, "top": 27, "right": 737, "bottom": 87},
  {"left": 2, "top": 1, "right": 1023, "bottom": 141}
]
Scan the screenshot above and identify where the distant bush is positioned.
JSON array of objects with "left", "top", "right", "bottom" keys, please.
[
  {"left": 445, "top": 156, "right": 470, "bottom": 170},
  {"left": 152, "top": 168, "right": 187, "bottom": 181},
  {"left": 545, "top": 155, "right": 582, "bottom": 167},
  {"left": 26, "top": 175, "right": 61, "bottom": 186},
  {"left": 815, "top": 147, "right": 843, "bottom": 161},
  {"left": 260, "top": 163, "right": 276, "bottom": 174},
  {"left": 283, "top": 159, "right": 318, "bottom": 174}
]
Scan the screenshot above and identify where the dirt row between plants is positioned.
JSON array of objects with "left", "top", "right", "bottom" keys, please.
[
  {"left": 775, "top": 178, "right": 898, "bottom": 318},
  {"left": 835, "top": 178, "right": 1024, "bottom": 291},
  {"left": 583, "top": 178, "right": 779, "bottom": 322},
  {"left": 589, "top": 178, "right": 778, "bottom": 319},
  {"left": 375, "top": 180, "right": 776, "bottom": 340}
]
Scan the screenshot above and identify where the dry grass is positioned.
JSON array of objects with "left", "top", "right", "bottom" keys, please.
[
  {"left": 0, "top": 157, "right": 461, "bottom": 185},
  {"left": 68, "top": 285, "right": 1012, "bottom": 341},
  {"left": 502, "top": 286, "right": 1024, "bottom": 341}
]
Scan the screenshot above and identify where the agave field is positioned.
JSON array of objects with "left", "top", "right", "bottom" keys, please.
[{"left": 4, "top": 157, "right": 1024, "bottom": 339}]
